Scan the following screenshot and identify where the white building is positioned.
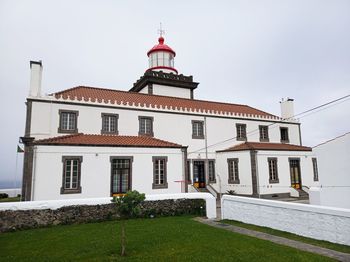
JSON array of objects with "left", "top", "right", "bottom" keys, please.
[
  {"left": 21, "top": 36, "right": 318, "bottom": 201},
  {"left": 310, "top": 132, "right": 350, "bottom": 209}
]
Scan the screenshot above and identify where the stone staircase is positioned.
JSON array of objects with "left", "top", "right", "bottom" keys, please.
[
  {"left": 196, "top": 187, "right": 210, "bottom": 193},
  {"left": 296, "top": 189, "right": 309, "bottom": 200}
]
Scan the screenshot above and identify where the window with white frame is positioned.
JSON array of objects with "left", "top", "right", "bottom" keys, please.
[
  {"left": 58, "top": 110, "right": 78, "bottom": 133},
  {"left": 139, "top": 116, "right": 154, "bottom": 136},
  {"left": 259, "top": 125, "right": 269, "bottom": 142},
  {"left": 152, "top": 157, "right": 168, "bottom": 189},
  {"left": 192, "top": 120, "right": 204, "bottom": 139},
  {"left": 312, "top": 158, "right": 319, "bottom": 181},
  {"left": 268, "top": 158, "right": 279, "bottom": 183},
  {"left": 236, "top": 124, "right": 247, "bottom": 141},
  {"left": 101, "top": 113, "right": 118, "bottom": 134},
  {"left": 228, "top": 158, "right": 239, "bottom": 184},
  {"left": 61, "top": 156, "right": 82, "bottom": 194}
]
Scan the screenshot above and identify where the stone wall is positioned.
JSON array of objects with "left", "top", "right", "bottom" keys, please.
[{"left": 0, "top": 199, "right": 205, "bottom": 233}]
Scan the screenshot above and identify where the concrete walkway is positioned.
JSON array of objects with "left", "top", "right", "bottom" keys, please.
[{"left": 194, "top": 217, "right": 350, "bottom": 262}]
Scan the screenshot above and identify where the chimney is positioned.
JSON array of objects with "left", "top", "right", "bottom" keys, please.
[
  {"left": 280, "top": 98, "right": 294, "bottom": 120},
  {"left": 29, "top": 60, "right": 43, "bottom": 97}
]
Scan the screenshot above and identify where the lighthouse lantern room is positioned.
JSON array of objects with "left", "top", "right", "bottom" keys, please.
[
  {"left": 130, "top": 30, "right": 199, "bottom": 99},
  {"left": 147, "top": 36, "right": 177, "bottom": 74}
]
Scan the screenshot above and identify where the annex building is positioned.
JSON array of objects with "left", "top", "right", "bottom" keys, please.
[{"left": 20, "top": 36, "right": 319, "bottom": 201}]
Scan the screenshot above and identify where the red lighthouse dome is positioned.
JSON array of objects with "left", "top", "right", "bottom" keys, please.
[{"left": 147, "top": 36, "right": 178, "bottom": 74}]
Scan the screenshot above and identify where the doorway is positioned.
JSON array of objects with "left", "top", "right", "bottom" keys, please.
[
  {"left": 193, "top": 161, "right": 206, "bottom": 188},
  {"left": 289, "top": 158, "right": 301, "bottom": 189}
]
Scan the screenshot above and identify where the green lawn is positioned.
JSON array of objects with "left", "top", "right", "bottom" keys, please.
[
  {"left": 222, "top": 219, "right": 350, "bottom": 254},
  {"left": 0, "top": 197, "right": 20, "bottom": 202},
  {"left": 0, "top": 216, "right": 334, "bottom": 261}
]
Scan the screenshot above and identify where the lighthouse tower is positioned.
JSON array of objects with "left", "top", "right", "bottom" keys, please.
[
  {"left": 147, "top": 36, "right": 177, "bottom": 74},
  {"left": 130, "top": 35, "right": 199, "bottom": 99}
]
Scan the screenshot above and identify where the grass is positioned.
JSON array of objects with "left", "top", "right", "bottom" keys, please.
[
  {"left": 0, "top": 197, "right": 20, "bottom": 202},
  {"left": 0, "top": 216, "right": 334, "bottom": 262},
  {"left": 222, "top": 219, "right": 350, "bottom": 254}
]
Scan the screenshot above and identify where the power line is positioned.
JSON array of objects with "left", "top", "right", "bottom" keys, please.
[
  {"left": 188, "top": 94, "right": 350, "bottom": 154},
  {"left": 293, "top": 94, "right": 350, "bottom": 118}
]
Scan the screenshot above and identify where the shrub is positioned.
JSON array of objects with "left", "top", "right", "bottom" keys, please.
[
  {"left": 0, "top": 193, "right": 9, "bottom": 199},
  {"left": 112, "top": 190, "right": 146, "bottom": 219}
]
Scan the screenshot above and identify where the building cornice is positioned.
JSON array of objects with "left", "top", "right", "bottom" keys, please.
[
  {"left": 130, "top": 70, "right": 199, "bottom": 92},
  {"left": 27, "top": 97, "right": 301, "bottom": 125}
]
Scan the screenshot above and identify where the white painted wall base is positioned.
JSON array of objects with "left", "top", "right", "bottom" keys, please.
[
  {"left": 221, "top": 195, "right": 350, "bottom": 245},
  {"left": 309, "top": 187, "right": 321, "bottom": 205}
]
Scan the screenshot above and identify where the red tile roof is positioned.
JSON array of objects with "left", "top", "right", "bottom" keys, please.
[
  {"left": 34, "top": 133, "right": 183, "bottom": 148},
  {"left": 218, "top": 142, "right": 312, "bottom": 152},
  {"left": 53, "top": 86, "right": 276, "bottom": 118}
]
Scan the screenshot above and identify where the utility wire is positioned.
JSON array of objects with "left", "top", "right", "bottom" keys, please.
[
  {"left": 188, "top": 94, "right": 350, "bottom": 154},
  {"left": 293, "top": 94, "right": 350, "bottom": 118}
]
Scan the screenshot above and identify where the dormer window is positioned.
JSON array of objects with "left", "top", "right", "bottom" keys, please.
[{"left": 58, "top": 110, "right": 78, "bottom": 133}]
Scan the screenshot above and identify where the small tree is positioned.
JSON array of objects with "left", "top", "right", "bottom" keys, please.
[{"left": 112, "top": 190, "right": 145, "bottom": 256}]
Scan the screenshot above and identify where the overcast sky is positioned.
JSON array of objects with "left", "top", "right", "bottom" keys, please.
[{"left": 0, "top": 0, "right": 349, "bottom": 184}]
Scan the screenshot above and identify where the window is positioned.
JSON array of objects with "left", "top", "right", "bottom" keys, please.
[
  {"left": 227, "top": 158, "right": 239, "bottom": 184},
  {"left": 110, "top": 157, "right": 133, "bottom": 195},
  {"left": 208, "top": 160, "right": 216, "bottom": 183},
  {"left": 192, "top": 120, "right": 204, "bottom": 139},
  {"left": 139, "top": 116, "right": 154, "bottom": 136},
  {"left": 259, "top": 125, "right": 269, "bottom": 142},
  {"left": 312, "top": 158, "right": 319, "bottom": 181},
  {"left": 152, "top": 157, "right": 168, "bottom": 189},
  {"left": 58, "top": 110, "right": 78, "bottom": 133},
  {"left": 101, "top": 113, "right": 118, "bottom": 134},
  {"left": 61, "top": 156, "right": 82, "bottom": 194},
  {"left": 236, "top": 124, "right": 247, "bottom": 141},
  {"left": 280, "top": 127, "right": 289, "bottom": 143},
  {"left": 268, "top": 158, "right": 279, "bottom": 183}
]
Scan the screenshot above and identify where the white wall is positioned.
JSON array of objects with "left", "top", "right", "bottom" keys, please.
[
  {"left": 256, "top": 151, "right": 318, "bottom": 195},
  {"left": 312, "top": 133, "right": 350, "bottom": 209},
  {"left": 213, "top": 150, "right": 317, "bottom": 196},
  {"left": 222, "top": 195, "right": 350, "bottom": 245},
  {"left": 32, "top": 145, "right": 184, "bottom": 201},
  {"left": 29, "top": 100, "right": 301, "bottom": 158},
  {"left": 151, "top": 84, "right": 191, "bottom": 99},
  {"left": 27, "top": 99, "right": 303, "bottom": 198},
  {"left": 215, "top": 151, "right": 253, "bottom": 195}
]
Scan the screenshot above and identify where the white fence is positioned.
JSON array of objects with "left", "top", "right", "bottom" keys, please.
[
  {"left": 0, "top": 193, "right": 217, "bottom": 219},
  {"left": 221, "top": 195, "right": 350, "bottom": 245}
]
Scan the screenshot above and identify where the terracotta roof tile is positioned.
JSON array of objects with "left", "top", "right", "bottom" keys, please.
[
  {"left": 218, "top": 142, "right": 312, "bottom": 152},
  {"left": 53, "top": 86, "right": 276, "bottom": 118},
  {"left": 34, "top": 133, "right": 183, "bottom": 148}
]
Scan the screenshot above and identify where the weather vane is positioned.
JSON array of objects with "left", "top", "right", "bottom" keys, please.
[{"left": 158, "top": 22, "right": 165, "bottom": 37}]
